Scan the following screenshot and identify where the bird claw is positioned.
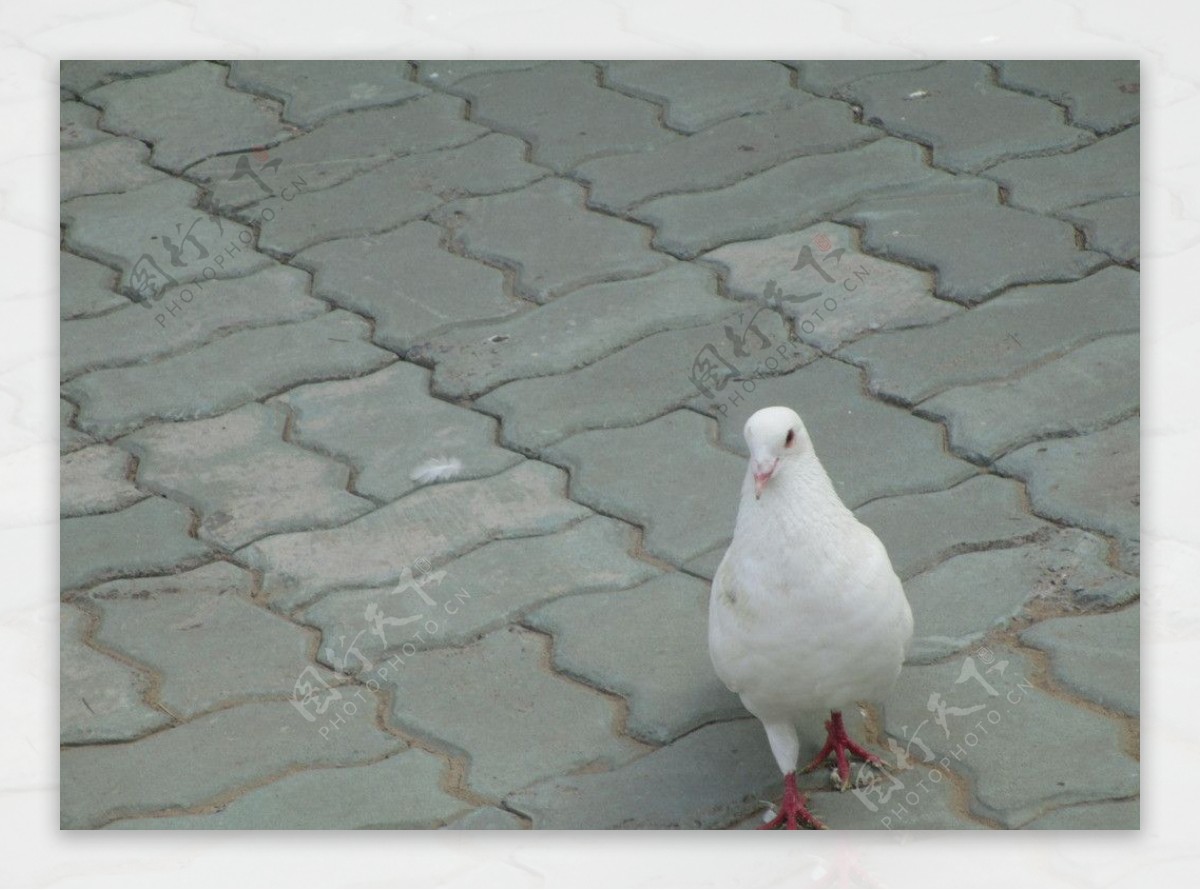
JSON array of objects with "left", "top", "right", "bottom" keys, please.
[{"left": 804, "top": 710, "right": 883, "bottom": 792}]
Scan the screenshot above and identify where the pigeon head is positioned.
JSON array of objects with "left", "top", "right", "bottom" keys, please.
[{"left": 743, "top": 406, "right": 812, "bottom": 500}]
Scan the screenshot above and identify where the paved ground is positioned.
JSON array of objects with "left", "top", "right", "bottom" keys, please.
[{"left": 59, "top": 60, "right": 1139, "bottom": 830}]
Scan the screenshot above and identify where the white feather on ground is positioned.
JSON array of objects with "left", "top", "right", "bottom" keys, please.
[{"left": 409, "top": 456, "right": 463, "bottom": 485}]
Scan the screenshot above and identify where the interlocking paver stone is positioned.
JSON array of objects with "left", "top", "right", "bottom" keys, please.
[
  {"left": 921, "top": 333, "right": 1139, "bottom": 462},
  {"left": 87, "top": 61, "right": 291, "bottom": 172},
  {"left": 60, "top": 136, "right": 167, "bottom": 201},
  {"left": 60, "top": 444, "right": 145, "bottom": 517},
  {"left": 906, "top": 528, "right": 1139, "bottom": 664},
  {"left": 274, "top": 361, "right": 522, "bottom": 503},
  {"left": 602, "top": 60, "right": 802, "bottom": 133},
  {"left": 442, "top": 806, "right": 525, "bottom": 830},
  {"left": 1021, "top": 605, "right": 1139, "bottom": 716},
  {"left": 1059, "top": 195, "right": 1139, "bottom": 266},
  {"left": 83, "top": 559, "right": 254, "bottom": 599},
  {"left": 65, "top": 310, "right": 393, "bottom": 438},
  {"left": 452, "top": 61, "right": 677, "bottom": 172},
  {"left": 60, "top": 60, "right": 188, "bottom": 95},
  {"left": 545, "top": 410, "right": 744, "bottom": 566},
  {"left": 793, "top": 60, "right": 941, "bottom": 96},
  {"left": 229, "top": 60, "right": 427, "bottom": 126},
  {"left": 433, "top": 177, "right": 670, "bottom": 302},
  {"left": 996, "top": 60, "right": 1140, "bottom": 133},
  {"left": 703, "top": 223, "right": 960, "bottom": 351},
  {"left": 383, "top": 626, "right": 644, "bottom": 800},
  {"left": 840, "top": 266, "right": 1139, "bottom": 404},
  {"left": 120, "top": 403, "right": 373, "bottom": 551},
  {"left": 1023, "top": 799, "right": 1139, "bottom": 829},
  {"left": 61, "top": 603, "right": 169, "bottom": 744},
  {"left": 840, "top": 177, "right": 1106, "bottom": 302},
  {"left": 801, "top": 772, "right": 986, "bottom": 830},
  {"left": 61, "top": 264, "right": 325, "bottom": 380},
  {"left": 60, "top": 101, "right": 110, "bottom": 148},
  {"left": 60, "top": 696, "right": 403, "bottom": 828},
  {"left": 60, "top": 496, "right": 212, "bottom": 591},
  {"left": 60, "top": 398, "right": 92, "bottom": 453},
  {"left": 986, "top": 125, "right": 1139, "bottom": 214},
  {"left": 527, "top": 573, "right": 741, "bottom": 743},
  {"left": 416, "top": 263, "right": 730, "bottom": 399},
  {"left": 574, "top": 99, "right": 876, "bottom": 214},
  {"left": 239, "top": 460, "right": 590, "bottom": 610},
  {"left": 60, "top": 251, "right": 128, "bottom": 320},
  {"left": 883, "top": 647, "right": 1139, "bottom": 827},
  {"left": 418, "top": 61, "right": 546, "bottom": 87},
  {"left": 635, "top": 137, "right": 945, "bottom": 259}
]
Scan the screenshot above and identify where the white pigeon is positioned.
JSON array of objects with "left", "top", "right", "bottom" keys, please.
[{"left": 708, "top": 406, "right": 913, "bottom": 829}]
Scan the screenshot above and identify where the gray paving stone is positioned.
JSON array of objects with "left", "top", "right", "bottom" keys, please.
[
  {"left": 574, "top": 99, "right": 876, "bottom": 214},
  {"left": 61, "top": 264, "right": 325, "bottom": 381},
  {"left": 107, "top": 748, "right": 466, "bottom": 829},
  {"left": 997, "top": 417, "right": 1139, "bottom": 569},
  {"left": 60, "top": 496, "right": 212, "bottom": 591},
  {"left": 188, "top": 94, "right": 485, "bottom": 209},
  {"left": 301, "top": 515, "right": 656, "bottom": 663},
  {"left": 857, "top": 475, "right": 1050, "bottom": 580},
  {"left": 60, "top": 399, "right": 93, "bottom": 453},
  {"left": 840, "top": 266, "right": 1139, "bottom": 404},
  {"left": 60, "top": 696, "right": 403, "bottom": 828},
  {"left": 704, "top": 222, "right": 961, "bottom": 351},
  {"left": 1059, "top": 195, "right": 1139, "bottom": 266},
  {"left": 527, "top": 573, "right": 741, "bottom": 744},
  {"left": 229, "top": 60, "right": 427, "bottom": 127},
  {"left": 906, "top": 529, "right": 1139, "bottom": 664},
  {"left": 385, "top": 626, "right": 643, "bottom": 800},
  {"left": 82, "top": 559, "right": 254, "bottom": 600},
  {"left": 883, "top": 647, "right": 1139, "bottom": 827},
  {"left": 119, "top": 403, "right": 373, "bottom": 551},
  {"left": 996, "top": 60, "right": 1140, "bottom": 133},
  {"left": 452, "top": 61, "right": 677, "bottom": 172},
  {"left": 545, "top": 410, "right": 743, "bottom": 566},
  {"left": 60, "top": 136, "right": 167, "bottom": 201},
  {"left": 442, "top": 806, "right": 525, "bottom": 830},
  {"left": 477, "top": 308, "right": 812, "bottom": 451},
  {"left": 418, "top": 61, "right": 547, "bottom": 87},
  {"left": 986, "top": 126, "right": 1138, "bottom": 214},
  {"left": 798, "top": 769, "right": 985, "bottom": 830},
  {"left": 60, "top": 444, "right": 145, "bottom": 517},
  {"left": 239, "top": 460, "right": 591, "bottom": 610},
  {"left": 62, "top": 178, "right": 271, "bottom": 294},
  {"left": 295, "top": 221, "right": 517, "bottom": 353},
  {"left": 433, "top": 177, "right": 670, "bottom": 302},
  {"left": 274, "top": 361, "right": 522, "bottom": 503},
  {"left": 60, "top": 251, "right": 129, "bottom": 320},
  {"left": 635, "top": 137, "right": 945, "bottom": 259},
  {"left": 87, "top": 61, "right": 291, "bottom": 173},
  {"left": 602, "top": 60, "right": 801, "bottom": 133},
  {"left": 64, "top": 310, "right": 393, "bottom": 438},
  {"left": 417, "top": 263, "right": 729, "bottom": 399},
  {"left": 1021, "top": 605, "right": 1139, "bottom": 716},
  {"left": 1023, "top": 798, "right": 1139, "bottom": 829},
  {"left": 840, "top": 177, "right": 1106, "bottom": 303},
  {"left": 85, "top": 562, "right": 340, "bottom": 718},
  {"left": 921, "top": 333, "right": 1139, "bottom": 462},
  {"left": 506, "top": 719, "right": 778, "bottom": 829},
  {"left": 840, "top": 61, "right": 1092, "bottom": 172},
  {"left": 698, "top": 357, "right": 975, "bottom": 509},
  {"left": 60, "top": 101, "right": 109, "bottom": 149},
  {"left": 793, "top": 60, "right": 942, "bottom": 96},
  {"left": 248, "top": 133, "right": 546, "bottom": 254},
  {"left": 60, "top": 60, "right": 188, "bottom": 95},
  {"left": 61, "top": 603, "right": 169, "bottom": 744}
]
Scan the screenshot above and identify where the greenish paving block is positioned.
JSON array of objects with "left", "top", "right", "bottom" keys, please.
[
  {"left": 61, "top": 60, "right": 187, "bottom": 95},
  {"left": 794, "top": 60, "right": 941, "bottom": 96},
  {"left": 857, "top": 475, "right": 1049, "bottom": 580},
  {"left": 997, "top": 60, "right": 1139, "bottom": 133},
  {"left": 442, "top": 806, "right": 525, "bottom": 830},
  {"left": 229, "top": 60, "right": 427, "bottom": 127},
  {"left": 295, "top": 221, "right": 517, "bottom": 353},
  {"left": 1023, "top": 798, "right": 1139, "bottom": 829},
  {"left": 1021, "top": 605, "right": 1140, "bottom": 716},
  {"left": 801, "top": 769, "right": 985, "bottom": 830},
  {"left": 87, "top": 61, "right": 291, "bottom": 173},
  {"left": 60, "top": 136, "right": 166, "bottom": 201},
  {"left": 635, "top": 137, "right": 945, "bottom": 259},
  {"left": 417, "top": 60, "right": 546, "bottom": 87},
  {"left": 1060, "top": 195, "right": 1139, "bottom": 265},
  {"left": 883, "top": 647, "right": 1139, "bottom": 828},
  {"left": 60, "top": 399, "right": 92, "bottom": 453},
  {"left": 416, "top": 263, "right": 728, "bottom": 399},
  {"left": 60, "top": 496, "right": 212, "bottom": 591},
  {"left": 527, "top": 573, "right": 742, "bottom": 744},
  {"left": 65, "top": 310, "right": 394, "bottom": 438},
  {"left": 61, "top": 251, "right": 127, "bottom": 321},
  {"left": 60, "top": 603, "right": 169, "bottom": 744},
  {"left": 120, "top": 403, "right": 373, "bottom": 551},
  {"left": 840, "top": 266, "right": 1139, "bottom": 404},
  {"left": 60, "top": 444, "right": 145, "bottom": 517},
  {"left": 60, "top": 696, "right": 403, "bottom": 828},
  {"left": 275, "top": 361, "right": 522, "bottom": 503},
  {"left": 921, "top": 333, "right": 1139, "bottom": 462},
  {"left": 60, "top": 101, "right": 109, "bottom": 149}
]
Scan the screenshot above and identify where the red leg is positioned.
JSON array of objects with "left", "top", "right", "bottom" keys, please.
[
  {"left": 757, "top": 772, "right": 826, "bottom": 830},
  {"left": 802, "top": 710, "right": 882, "bottom": 790}
]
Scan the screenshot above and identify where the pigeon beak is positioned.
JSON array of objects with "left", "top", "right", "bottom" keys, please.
[{"left": 753, "top": 459, "right": 779, "bottom": 500}]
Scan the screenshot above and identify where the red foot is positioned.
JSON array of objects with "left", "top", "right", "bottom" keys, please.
[
  {"left": 803, "top": 710, "right": 882, "bottom": 790},
  {"left": 758, "top": 772, "right": 825, "bottom": 830}
]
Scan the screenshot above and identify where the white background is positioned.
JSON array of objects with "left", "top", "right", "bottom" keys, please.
[{"left": 6, "top": 1, "right": 1194, "bottom": 886}]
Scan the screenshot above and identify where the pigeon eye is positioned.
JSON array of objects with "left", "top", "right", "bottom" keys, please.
[{"left": 785, "top": 429, "right": 796, "bottom": 448}]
